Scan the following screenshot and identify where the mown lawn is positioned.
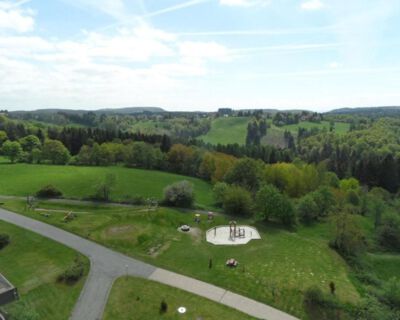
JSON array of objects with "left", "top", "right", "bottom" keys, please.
[
  {"left": 0, "top": 220, "right": 88, "bottom": 320},
  {"left": 103, "top": 276, "right": 256, "bottom": 320},
  {"left": 0, "top": 163, "right": 214, "bottom": 209},
  {"left": 199, "top": 117, "right": 249, "bottom": 145},
  {"left": 2, "top": 200, "right": 360, "bottom": 319}
]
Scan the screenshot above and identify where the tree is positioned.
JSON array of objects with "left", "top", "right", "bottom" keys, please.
[
  {"left": 0, "top": 130, "right": 7, "bottom": 146},
  {"left": 212, "top": 182, "right": 228, "bottom": 207},
  {"left": 163, "top": 180, "right": 194, "bottom": 208},
  {"left": 42, "top": 139, "right": 70, "bottom": 164},
  {"left": 222, "top": 185, "right": 252, "bottom": 216},
  {"left": 19, "top": 135, "right": 41, "bottom": 152},
  {"left": 377, "top": 212, "right": 400, "bottom": 251},
  {"left": 255, "top": 184, "right": 296, "bottom": 226},
  {"left": 225, "top": 157, "right": 263, "bottom": 193},
  {"left": 2, "top": 140, "right": 22, "bottom": 163},
  {"left": 297, "top": 195, "right": 319, "bottom": 224},
  {"left": 94, "top": 173, "right": 116, "bottom": 201},
  {"left": 330, "top": 211, "right": 366, "bottom": 257}
]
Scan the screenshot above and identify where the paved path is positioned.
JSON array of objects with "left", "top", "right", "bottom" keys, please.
[{"left": 0, "top": 207, "right": 299, "bottom": 320}]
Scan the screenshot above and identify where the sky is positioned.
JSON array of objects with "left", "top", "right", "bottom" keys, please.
[{"left": 0, "top": 0, "right": 399, "bottom": 112}]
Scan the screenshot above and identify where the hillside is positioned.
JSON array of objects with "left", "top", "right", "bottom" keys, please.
[
  {"left": 199, "top": 117, "right": 249, "bottom": 145},
  {"left": 0, "top": 164, "right": 214, "bottom": 208}
]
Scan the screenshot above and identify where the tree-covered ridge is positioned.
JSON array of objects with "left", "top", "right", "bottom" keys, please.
[{"left": 298, "top": 118, "right": 400, "bottom": 192}]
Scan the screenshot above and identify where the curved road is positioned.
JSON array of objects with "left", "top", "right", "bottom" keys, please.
[{"left": 0, "top": 208, "right": 298, "bottom": 320}]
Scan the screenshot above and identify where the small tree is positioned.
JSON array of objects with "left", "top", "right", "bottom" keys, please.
[
  {"left": 163, "top": 180, "right": 194, "bottom": 208},
  {"left": 94, "top": 173, "right": 116, "bottom": 201},
  {"left": 330, "top": 211, "right": 366, "bottom": 258},
  {"left": 41, "top": 139, "right": 70, "bottom": 164},
  {"left": 2, "top": 140, "right": 22, "bottom": 163},
  {"left": 212, "top": 182, "right": 228, "bottom": 207},
  {"left": 297, "top": 195, "right": 319, "bottom": 224}
]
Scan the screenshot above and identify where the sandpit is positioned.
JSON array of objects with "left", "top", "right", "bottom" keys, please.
[{"left": 206, "top": 225, "right": 261, "bottom": 245}]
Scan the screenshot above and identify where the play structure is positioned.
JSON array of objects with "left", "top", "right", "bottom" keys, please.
[{"left": 206, "top": 222, "right": 261, "bottom": 245}]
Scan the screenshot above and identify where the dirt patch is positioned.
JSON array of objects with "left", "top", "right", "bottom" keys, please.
[
  {"left": 177, "top": 227, "right": 202, "bottom": 244},
  {"left": 103, "top": 225, "right": 136, "bottom": 239},
  {"left": 148, "top": 241, "right": 170, "bottom": 257}
]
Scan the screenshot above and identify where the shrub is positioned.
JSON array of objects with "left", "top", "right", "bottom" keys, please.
[
  {"left": 304, "top": 286, "right": 325, "bottom": 306},
  {"left": 380, "top": 277, "right": 400, "bottom": 309},
  {"left": 137, "top": 233, "right": 151, "bottom": 245},
  {"left": 36, "top": 185, "right": 62, "bottom": 198},
  {"left": 377, "top": 213, "right": 400, "bottom": 251},
  {"left": 163, "top": 180, "right": 194, "bottom": 208},
  {"left": 212, "top": 182, "right": 228, "bottom": 207},
  {"left": 0, "top": 234, "right": 10, "bottom": 249},
  {"left": 222, "top": 185, "right": 252, "bottom": 216},
  {"left": 57, "top": 257, "right": 85, "bottom": 284},
  {"left": 160, "top": 299, "right": 168, "bottom": 314},
  {"left": 297, "top": 195, "right": 319, "bottom": 224}
]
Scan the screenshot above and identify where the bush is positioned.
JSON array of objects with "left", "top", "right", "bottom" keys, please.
[
  {"left": 297, "top": 195, "right": 319, "bottom": 224},
  {"left": 57, "top": 257, "right": 85, "bottom": 284},
  {"left": 377, "top": 213, "right": 400, "bottom": 251},
  {"left": 36, "top": 185, "right": 62, "bottom": 198},
  {"left": 0, "top": 234, "right": 10, "bottom": 249},
  {"left": 380, "top": 277, "right": 400, "bottom": 309},
  {"left": 304, "top": 286, "right": 325, "bottom": 306},
  {"left": 163, "top": 180, "right": 194, "bottom": 208},
  {"left": 304, "top": 286, "right": 340, "bottom": 320},
  {"left": 212, "top": 182, "right": 228, "bottom": 207},
  {"left": 222, "top": 185, "right": 252, "bottom": 216},
  {"left": 160, "top": 299, "right": 168, "bottom": 314}
]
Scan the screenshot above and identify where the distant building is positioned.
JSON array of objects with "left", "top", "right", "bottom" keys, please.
[
  {"left": 217, "top": 108, "right": 233, "bottom": 116},
  {"left": 0, "top": 274, "right": 18, "bottom": 307}
]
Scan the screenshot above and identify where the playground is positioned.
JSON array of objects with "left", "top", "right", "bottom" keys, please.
[{"left": 206, "top": 221, "right": 261, "bottom": 245}]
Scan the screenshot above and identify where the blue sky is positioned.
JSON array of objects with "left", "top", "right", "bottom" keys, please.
[{"left": 0, "top": 0, "right": 399, "bottom": 111}]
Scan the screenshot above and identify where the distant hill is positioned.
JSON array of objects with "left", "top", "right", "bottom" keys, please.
[
  {"left": 10, "top": 106, "right": 166, "bottom": 116},
  {"left": 327, "top": 106, "right": 400, "bottom": 116}
]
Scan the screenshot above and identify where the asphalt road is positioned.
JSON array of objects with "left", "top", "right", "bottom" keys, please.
[{"left": 0, "top": 207, "right": 299, "bottom": 320}]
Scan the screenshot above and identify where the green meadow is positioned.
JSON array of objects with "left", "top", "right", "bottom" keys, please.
[
  {"left": 2, "top": 199, "right": 361, "bottom": 319},
  {"left": 0, "top": 220, "right": 88, "bottom": 320},
  {"left": 0, "top": 163, "right": 214, "bottom": 209},
  {"left": 103, "top": 276, "right": 255, "bottom": 320},
  {"left": 199, "top": 117, "right": 249, "bottom": 145}
]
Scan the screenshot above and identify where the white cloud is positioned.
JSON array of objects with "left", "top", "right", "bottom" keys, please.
[
  {"left": 0, "top": 1, "right": 35, "bottom": 32},
  {"left": 179, "top": 41, "right": 230, "bottom": 61},
  {"left": 0, "top": 23, "right": 233, "bottom": 109},
  {"left": 219, "top": 0, "right": 270, "bottom": 7},
  {"left": 300, "top": 0, "right": 324, "bottom": 11}
]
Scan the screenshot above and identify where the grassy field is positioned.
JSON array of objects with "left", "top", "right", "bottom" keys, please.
[
  {"left": 199, "top": 117, "right": 249, "bottom": 145},
  {"left": 2, "top": 200, "right": 360, "bottom": 319},
  {"left": 103, "top": 276, "right": 255, "bottom": 320},
  {"left": 0, "top": 164, "right": 214, "bottom": 209},
  {"left": 0, "top": 220, "right": 88, "bottom": 320}
]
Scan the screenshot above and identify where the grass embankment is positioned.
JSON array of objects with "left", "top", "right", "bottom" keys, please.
[
  {"left": 0, "top": 164, "right": 214, "bottom": 209},
  {"left": 2, "top": 200, "right": 360, "bottom": 319},
  {"left": 0, "top": 220, "right": 88, "bottom": 320},
  {"left": 103, "top": 276, "right": 255, "bottom": 320},
  {"left": 199, "top": 117, "right": 249, "bottom": 145}
]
